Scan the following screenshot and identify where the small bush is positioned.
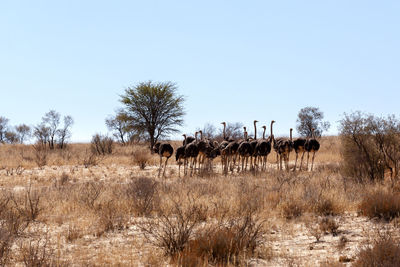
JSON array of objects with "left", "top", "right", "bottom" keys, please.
[
  {"left": 281, "top": 200, "right": 304, "bottom": 219},
  {"left": 359, "top": 189, "right": 400, "bottom": 221},
  {"left": 11, "top": 185, "right": 43, "bottom": 223},
  {"left": 354, "top": 232, "right": 400, "bottom": 267},
  {"left": 91, "top": 134, "right": 114, "bottom": 155},
  {"left": 32, "top": 143, "right": 48, "bottom": 168},
  {"left": 78, "top": 182, "right": 104, "bottom": 209},
  {"left": 139, "top": 198, "right": 206, "bottom": 256},
  {"left": 132, "top": 148, "right": 151, "bottom": 170},
  {"left": 19, "top": 236, "right": 54, "bottom": 267},
  {"left": 127, "top": 177, "right": 159, "bottom": 216},
  {"left": 0, "top": 227, "right": 13, "bottom": 266},
  {"left": 95, "top": 200, "right": 128, "bottom": 236},
  {"left": 176, "top": 214, "right": 265, "bottom": 265},
  {"left": 319, "top": 217, "right": 339, "bottom": 236},
  {"left": 313, "top": 197, "right": 340, "bottom": 216}
]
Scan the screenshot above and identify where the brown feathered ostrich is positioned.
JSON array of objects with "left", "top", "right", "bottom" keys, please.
[
  {"left": 153, "top": 142, "right": 174, "bottom": 178},
  {"left": 305, "top": 128, "right": 320, "bottom": 171},
  {"left": 273, "top": 127, "right": 293, "bottom": 171},
  {"left": 237, "top": 128, "right": 254, "bottom": 172},
  {"left": 249, "top": 120, "right": 259, "bottom": 170}
]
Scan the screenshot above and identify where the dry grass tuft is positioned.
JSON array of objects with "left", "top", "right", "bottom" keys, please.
[
  {"left": 354, "top": 231, "right": 400, "bottom": 267},
  {"left": 359, "top": 188, "right": 400, "bottom": 221},
  {"left": 132, "top": 147, "right": 151, "bottom": 169}
]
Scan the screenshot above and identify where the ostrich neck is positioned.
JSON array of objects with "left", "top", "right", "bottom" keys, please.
[
  {"left": 254, "top": 122, "right": 257, "bottom": 140},
  {"left": 263, "top": 128, "right": 266, "bottom": 139},
  {"left": 290, "top": 130, "right": 293, "bottom": 141},
  {"left": 270, "top": 122, "right": 274, "bottom": 140},
  {"left": 223, "top": 124, "right": 226, "bottom": 140}
]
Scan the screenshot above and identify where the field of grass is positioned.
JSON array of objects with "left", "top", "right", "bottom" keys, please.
[{"left": 0, "top": 136, "right": 399, "bottom": 266}]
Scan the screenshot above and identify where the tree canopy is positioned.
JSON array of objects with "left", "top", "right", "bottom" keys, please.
[{"left": 120, "top": 81, "right": 185, "bottom": 149}]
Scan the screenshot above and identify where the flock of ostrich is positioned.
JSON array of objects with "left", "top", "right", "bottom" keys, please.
[{"left": 153, "top": 120, "right": 320, "bottom": 177}]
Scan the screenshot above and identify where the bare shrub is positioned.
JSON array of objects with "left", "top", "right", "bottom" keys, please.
[
  {"left": 19, "top": 235, "right": 54, "bottom": 267},
  {"left": 0, "top": 227, "right": 13, "bottom": 266},
  {"left": 91, "top": 134, "right": 113, "bottom": 155},
  {"left": 95, "top": 200, "right": 128, "bottom": 236},
  {"left": 359, "top": 189, "right": 400, "bottom": 221},
  {"left": 12, "top": 185, "right": 43, "bottom": 223},
  {"left": 305, "top": 219, "right": 323, "bottom": 242},
  {"left": 313, "top": 196, "right": 339, "bottom": 216},
  {"left": 78, "top": 181, "right": 104, "bottom": 209},
  {"left": 319, "top": 217, "right": 339, "bottom": 236},
  {"left": 176, "top": 214, "right": 265, "bottom": 265},
  {"left": 32, "top": 143, "right": 48, "bottom": 168},
  {"left": 126, "top": 177, "right": 159, "bottom": 216},
  {"left": 281, "top": 199, "right": 304, "bottom": 220},
  {"left": 66, "top": 224, "right": 82, "bottom": 243},
  {"left": 339, "top": 112, "right": 400, "bottom": 182},
  {"left": 81, "top": 149, "right": 101, "bottom": 168},
  {"left": 132, "top": 148, "right": 151, "bottom": 169},
  {"left": 353, "top": 231, "right": 400, "bottom": 267},
  {"left": 139, "top": 198, "right": 206, "bottom": 256}
]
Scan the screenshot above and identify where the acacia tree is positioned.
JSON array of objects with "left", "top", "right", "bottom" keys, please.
[
  {"left": 296, "top": 107, "right": 330, "bottom": 137},
  {"left": 42, "top": 110, "right": 61, "bottom": 149},
  {"left": 57, "top": 115, "right": 74, "bottom": 149},
  {"left": 120, "top": 81, "right": 185, "bottom": 150}
]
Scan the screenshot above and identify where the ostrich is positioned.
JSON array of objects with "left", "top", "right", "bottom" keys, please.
[
  {"left": 184, "top": 132, "right": 199, "bottom": 176},
  {"left": 305, "top": 128, "right": 320, "bottom": 171},
  {"left": 249, "top": 120, "right": 259, "bottom": 170},
  {"left": 183, "top": 135, "right": 195, "bottom": 146},
  {"left": 237, "top": 129, "right": 253, "bottom": 172},
  {"left": 293, "top": 133, "right": 307, "bottom": 172},
  {"left": 197, "top": 130, "right": 212, "bottom": 172},
  {"left": 256, "top": 120, "right": 274, "bottom": 171},
  {"left": 273, "top": 128, "right": 293, "bottom": 171},
  {"left": 153, "top": 142, "right": 174, "bottom": 178},
  {"left": 176, "top": 134, "right": 188, "bottom": 177}
]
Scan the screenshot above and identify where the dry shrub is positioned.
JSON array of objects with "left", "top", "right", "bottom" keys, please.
[
  {"left": 95, "top": 200, "right": 128, "bottom": 236},
  {"left": 139, "top": 198, "right": 206, "bottom": 256},
  {"left": 132, "top": 148, "right": 151, "bottom": 169},
  {"left": 353, "top": 231, "right": 400, "bottom": 267},
  {"left": 78, "top": 181, "right": 104, "bottom": 209},
  {"left": 359, "top": 189, "right": 400, "bottom": 221},
  {"left": 81, "top": 149, "right": 101, "bottom": 168},
  {"left": 305, "top": 220, "right": 323, "bottom": 242},
  {"left": 313, "top": 196, "right": 341, "bottom": 216},
  {"left": 176, "top": 214, "right": 265, "bottom": 265},
  {"left": 11, "top": 185, "right": 44, "bottom": 223},
  {"left": 319, "top": 216, "right": 339, "bottom": 236},
  {"left": 91, "top": 134, "right": 114, "bottom": 155},
  {"left": 0, "top": 227, "right": 13, "bottom": 266},
  {"left": 19, "top": 235, "right": 54, "bottom": 267},
  {"left": 66, "top": 224, "right": 82, "bottom": 243},
  {"left": 281, "top": 199, "right": 304, "bottom": 220},
  {"left": 32, "top": 143, "right": 48, "bottom": 168},
  {"left": 127, "top": 177, "right": 159, "bottom": 216}
]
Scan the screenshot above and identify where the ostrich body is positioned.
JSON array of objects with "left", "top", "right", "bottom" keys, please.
[
  {"left": 237, "top": 130, "right": 254, "bottom": 172},
  {"left": 175, "top": 134, "right": 188, "bottom": 177},
  {"left": 305, "top": 128, "right": 320, "bottom": 171},
  {"left": 256, "top": 121, "right": 274, "bottom": 171},
  {"left": 184, "top": 132, "right": 199, "bottom": 176},
  {"left": 293, "top": 135, "right": 307, "bottom": 171},
  {"left": 249, "top": 120, "right": 259, "bottom": 170},
  {"left": 153, "top": 142, "right": 174, "bottom": 178},
  {"left": 273, "top": 128, "right": 293, "bottom": 171}
]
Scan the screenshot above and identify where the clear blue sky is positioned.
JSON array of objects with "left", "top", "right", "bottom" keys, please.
[{"left": 1, "top": 1, "right": 399, "bottom": 141}]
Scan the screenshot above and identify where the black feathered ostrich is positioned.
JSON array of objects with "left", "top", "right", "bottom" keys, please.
[
  {"left": 184, "top": 132, "right": 199, "bottom": 176},
  {"left": 175, "top": 134, "right": 187, "bottom": 177},
  {"left": 237, "top": 128, "right": 253, "bottom": 172},
  {"left": 153, "top": 142, "right": 174, "bottom": 178},
  {"left": 249, "top": 120, "right": 259, "bottom": 170},
  {"left": 293, "top": 133, "right": 307, "bottom": 172},
  {"left": 255, "top": 120, "right": 274, "bottom": 171},
  {"left": 305, "top": 128, "right": 320, "bottom": 171}
]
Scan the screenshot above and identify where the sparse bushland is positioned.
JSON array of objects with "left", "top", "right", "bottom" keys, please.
[{"left": 0, "top": 135, "right": 399, "bottom": 265}]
